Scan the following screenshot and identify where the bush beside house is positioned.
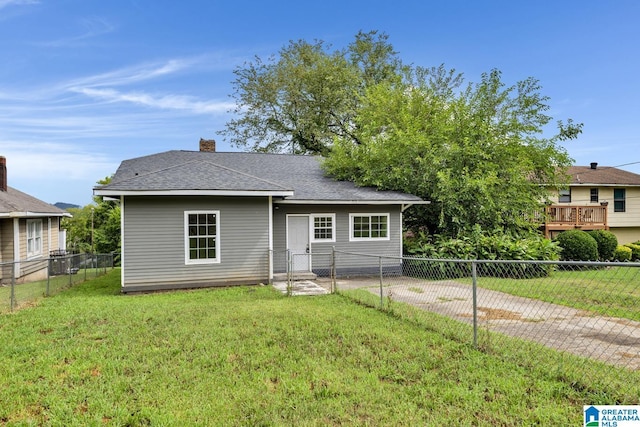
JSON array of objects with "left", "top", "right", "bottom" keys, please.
[
  {"left": 403, "top": 229, "right": 560, "bottom": 278},
  {"left": 614, "top": 245, "right": 632, "bottom": 262},
  {"left": 624, "top": 243, "right": 640, "bottom": 261},
  {"left": 587, "top": 230, "right": 618, "bottom": 261},
  {"left": 554, "top": 229, "right": 598, "bottom": 261}
]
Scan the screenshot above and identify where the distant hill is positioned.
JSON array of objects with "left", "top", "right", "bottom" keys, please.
[{"left": 54, "top": 202, "right": 80, "bottom": 210}]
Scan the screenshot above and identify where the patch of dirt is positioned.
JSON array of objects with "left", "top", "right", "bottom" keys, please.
[
  {"left": 618, "top": 352, "right": 640, "bottom": 360},
  {"left": 477, "top": 307, "right": 523, "bottom": 320}
]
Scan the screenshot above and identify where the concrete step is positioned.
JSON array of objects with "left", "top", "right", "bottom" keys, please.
[{"left": 273, "top": 272, "right": 317, "bottom": 281}]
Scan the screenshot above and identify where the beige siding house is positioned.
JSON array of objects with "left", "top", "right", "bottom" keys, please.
[
  {"left": 0, "top": 156, "right": 71, "bottom": 284},
  {"left": 543, "top": 162, "right": 640, "bottom": 244}
]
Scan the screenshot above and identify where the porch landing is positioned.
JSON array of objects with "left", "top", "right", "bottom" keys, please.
[{"left": 271, "top": 280, "right": 329, "bottom": 296}]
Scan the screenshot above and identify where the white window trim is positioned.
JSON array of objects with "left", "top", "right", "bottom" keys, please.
[
  {"left": 26, "top": 219, "right": 43, "bottom": 259},
  {"left": 349, "top": 213, "right": 391, "bottom": 242},
  {"left": 184, "top": 210, "right": 221, "bottom": 265},
  {"left": 310, "top": 213, "right": 336, "bottom": 243}
]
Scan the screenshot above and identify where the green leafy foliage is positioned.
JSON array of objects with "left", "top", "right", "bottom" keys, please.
[
  {"left": 587, "top": 229, "right": 618, "bottom": 261},
  {"left": 323, "top": 66, "right": 578, "bottom": 236},
  {"left": 624, "top": 243, "right": 640, "bottom": 261},
  {"left": 221, "top": 30, "right": 402, "bottom": 154},
  {"left": 62, "top": 176, "right": 120, "bottom": 255},
  {"left": 403, "top": 228, "right": 560, "bottom": 278},
  {"left": 224, "top": 30, "right": 581, "bottom": 236},
  {"left": 614, "top": 245, "right": 632, "bottom": 262},
  {"left": 554, "top": 230, "right": 598, "bottom": 261}
]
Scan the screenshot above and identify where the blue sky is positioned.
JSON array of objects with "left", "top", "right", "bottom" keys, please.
[{"left": 1, "top": 0, "right": 639, "bottom": 206}]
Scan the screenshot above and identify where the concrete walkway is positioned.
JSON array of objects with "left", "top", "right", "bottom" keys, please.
[
  {"left": 272, "top": 280, "right": 329, "bottom": 296},
  {"left": 315, "top": 276, "right": 640, "bottom": 370}
]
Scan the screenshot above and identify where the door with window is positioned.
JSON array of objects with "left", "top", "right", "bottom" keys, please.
[{"left": 287, "top": 215, "right": 310, "bottom": 272}]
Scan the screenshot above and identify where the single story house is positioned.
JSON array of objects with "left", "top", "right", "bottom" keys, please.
[
  {"left": 543, "top": 162, "right": 640, "bottom": 243},
  {"left": 0, "top": 156, "right": 71, "bottom": 284},
  {"left": 94, "top": 141, "right": 428, "bottom": 293}
]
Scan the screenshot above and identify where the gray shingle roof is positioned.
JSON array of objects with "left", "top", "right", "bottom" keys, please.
[
  {"left": 568, "top": 166, "right": 640, "bottom": 186},
  {"left": 0, "top": 186, "right": 69, "bottom": 217},
  {"left": 96, "top": 150, "right": 425, "bottom": 203}
]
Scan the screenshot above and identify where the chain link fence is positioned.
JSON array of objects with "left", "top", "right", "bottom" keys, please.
[
  {"left": 0, "top": 253, "right": 115, "bottom": 313},
  {"left": 281, "top": 249, "right": 640, "bottom": 402}
]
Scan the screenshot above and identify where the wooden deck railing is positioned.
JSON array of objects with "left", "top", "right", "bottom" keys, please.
[{"left": 542, "top": 205, "right": 608, "bottom": 237}]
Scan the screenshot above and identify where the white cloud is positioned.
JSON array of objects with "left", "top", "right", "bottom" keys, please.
[
  {"left": 1, "top": 141, "right": 118, "bottom": 181},
  {"left": 64, "top": 58, "right": 203, "bottom": 89},
  {"left": 0, "top": 0, "right": 38, "bottom": 10},
  {"left": 38, "top": 16, "right": 116, "bottom": 47},
  {"left": 74, "top": 87, "right": 235, "bottom": 114}
]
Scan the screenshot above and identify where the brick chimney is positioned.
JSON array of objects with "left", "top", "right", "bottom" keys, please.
[
  {"left": 0, "top": 156, "right": 6, "bottom": 192},
  {"left": 590, "top": 162, "right": 598, "bottom": 170},
  {"left": 199, "top": 138, "right": 216, "bottom": 152}
]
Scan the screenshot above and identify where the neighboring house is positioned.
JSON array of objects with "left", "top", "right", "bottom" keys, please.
[
  {"left": 0, "top": 156, "right": 71, "bottom": 284},
  {"left": 543, "top": 162, "right": 640, "bottom": 244},
  {"left": 94, "top": 141, "right": 428, "bottom": 293}
]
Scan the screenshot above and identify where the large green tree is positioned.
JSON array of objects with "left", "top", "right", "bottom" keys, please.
[
  {"left": 323, "top": 66, "right": 582, "bottom": 236},
  {"left": 223, "top": 31, "right": 581, "bottom": 236},
  {"left": 221, "top": 30, "right": 402, "bottom": 154},
  {"left": 62, "top": 176, "right": 121, "bottom": 254}
]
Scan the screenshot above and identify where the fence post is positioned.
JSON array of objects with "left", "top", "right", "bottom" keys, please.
[
  {"left": 10, "top": 263, "right": 16, "bottom": 312},
  {"left": 286, "top": 250, "right": 292, "bottom": 296},
  {"left": 472, "top": 261, "right": 478, "bottom": 348},
  {"left": 46, "top": 257, "right": 51, "bottom": 297},
  {"left": 379, "top": 256, "right": 384, "bottom": 309},
  {"left": 68, "top": 254, "right": 73, "bottom": 287},
  {"left": 331, "top": 246, "right": 336, "bottom": 293}
]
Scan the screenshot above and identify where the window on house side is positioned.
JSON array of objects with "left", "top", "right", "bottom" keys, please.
[
  {"left": 185, "top": 211, "right": 220, "bottom": 264},
  {"left": 558, "top": 188, "right": 571, "bottom": 203},
  {"left": 312, "top": 214, "right": 335, "bottom": 242},
  {"left": 350, "top": 214, "right": 389, "bottom": 241},
  {"left": 614, "top": 189, "right": 626, "bottom": 213},
  {"left": 27, "top": 219, "right": 43, "bottom": 258},
  {"left": 590, "top": 188, "right": 599, "bottom": 203}
]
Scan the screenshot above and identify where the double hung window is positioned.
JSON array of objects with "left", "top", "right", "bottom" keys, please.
[
  {"left": 185, "top": 211, "right": 220, "bottom": 264},
  {"left": 27, "top": 219, "right": 42, "bottom": 258},
  {"left": 614, "top": 189, "right": 626, "bottom": 213}
]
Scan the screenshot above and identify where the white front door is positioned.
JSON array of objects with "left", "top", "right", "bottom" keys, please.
[{"left": 287, "top": 215, "right": 310, "bottom": 272}]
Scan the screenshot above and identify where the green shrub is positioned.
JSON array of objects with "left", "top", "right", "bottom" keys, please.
[
  {"left": 614, "top": 245, "right": 632, "bottom": 262},
  {"left": 587, "top": 229, "right": 618, "bottom": 261},
  {"left": 624, "top": 243, "right": 640, "bottom": 261},
  {"left": 554, "top": 229, "right": 598, "bottom": 261},
  {"left": 402, "top": 228, "right": 560, "bottom": 279}
]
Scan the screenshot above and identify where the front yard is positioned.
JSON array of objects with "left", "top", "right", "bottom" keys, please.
[{"left": 0, "top": 269, "right": 636, "bottom": 425}]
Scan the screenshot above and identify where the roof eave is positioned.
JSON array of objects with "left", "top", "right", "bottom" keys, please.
[
  {"left": 570, "top": 183, "right": 640, "bottom": 187},
  {"left": 0, "top": 211, "right": 72, "bottom": 218},
  {"left": 274, "top": 199, "right": 430, "bottom": 205},
  {"left": 94, "top": 189, "right": 295, "bottom": 197}
]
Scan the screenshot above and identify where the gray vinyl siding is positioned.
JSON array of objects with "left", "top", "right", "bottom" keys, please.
[
  {"left": 122, "top": 196, "right": 270, "bottom": 291},
  {"left": 272, "top": 204, "right": 403, "bottom": 274},
  {"left": 0, "top": 219, "right": 12, "bottom": 281}
]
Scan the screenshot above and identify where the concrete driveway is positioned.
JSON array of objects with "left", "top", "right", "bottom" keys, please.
[{"left": 315, "top": 276, "right": 640, "bottom": 370}]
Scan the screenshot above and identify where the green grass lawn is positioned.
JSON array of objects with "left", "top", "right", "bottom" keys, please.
[
  {"left": 1, "top": 269, "right": 636, "bottom": 425},
  {"left": 472, "top": 266, "right": 640, "bottom": 321},
  {"left": 1, "top": 268, "right": 110, "bottom": 314}
]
